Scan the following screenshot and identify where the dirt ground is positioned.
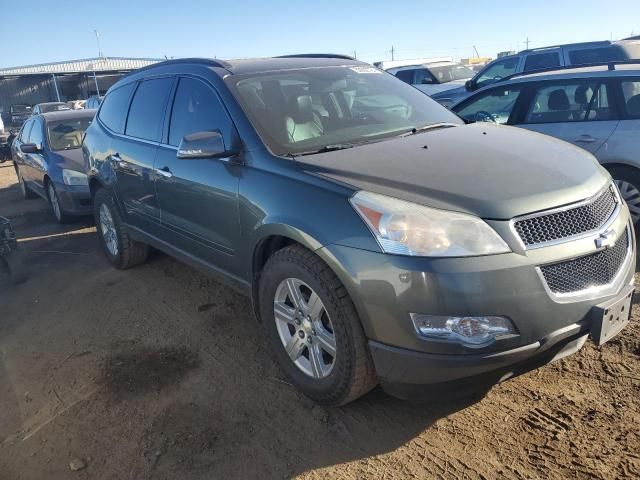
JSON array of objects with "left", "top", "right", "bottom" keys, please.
[{"left": 0, "top": 162, "right": 638, "bottom": 480}]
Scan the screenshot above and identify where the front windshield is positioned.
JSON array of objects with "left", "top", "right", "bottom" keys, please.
[
  {"left": 429, "top": 64, "right": 475, "bottom": 83},
  {"left": 13, "top": 105, "right": 31, "bottom": 113},
  {"left": 42, "top": 103, "right": 71, "bottom": 113},
  {"left": 227, "top": 66, "right": 461, "bottom": 156},
  {"left": 47, "top": 117, "right": 92, "bottom": 150}
]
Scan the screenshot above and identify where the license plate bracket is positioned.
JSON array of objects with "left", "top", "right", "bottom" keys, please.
[{"left": 591, "top": 285, "right": 634, "bottom": 346}]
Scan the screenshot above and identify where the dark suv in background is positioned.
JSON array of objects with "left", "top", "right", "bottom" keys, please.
[{"left": 83, "top": 55, "right": 634, "bottom": 405}]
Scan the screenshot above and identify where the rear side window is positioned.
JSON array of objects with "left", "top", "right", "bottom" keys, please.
[
  {"left": 168, "top": 77, "right": 230, "bottom": 146},
  {"left": 524, "top": 81, "right": 612, "bottom": 124},
  {"left": 455, "top": 86, "right": 522, "bottom": 124},
  {"left": 621, "top": 80, "right": 640, "bottom": 118},
  {"left": 523, "top": 52, "right": 561, "bottom": 72},
  {"left": 569, "top": 47, "right": 623, "bottom": 65},
  {"left": 98, "top": 83, "right": 135, "bottom": 134},
  {"left": 125, "top": 78, "right": 174, "bottom": 142}
]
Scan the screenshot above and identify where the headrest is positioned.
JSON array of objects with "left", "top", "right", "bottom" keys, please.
[
  {"left": 627, "top": 94, "right": 640, "bottom": 116},
  {"left": 574, "top": 85, "right": 593, "bottom": 105},
  {"left": 287, "top": 94, "right": 314, "bottom": 123},
  {"left": 548, "top": 89, "right": 570, "bottom": 111}
]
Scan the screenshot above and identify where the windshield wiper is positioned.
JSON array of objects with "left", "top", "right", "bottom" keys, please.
[
  {"left": 293, "top": 143, "right": 356, "bottom": 156},
  {"left": 399, "top": 122, "right": 459, "bottom": 137}
]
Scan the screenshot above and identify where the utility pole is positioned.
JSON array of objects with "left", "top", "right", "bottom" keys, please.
[
  {"left": 524, "top": 36, "right": 531, "bottom": 50},
  {"left": 390, "top": 45, "right": 395, "bottom": 61},
  {"left": 473, "top": 45, "right": 480, "bottom": 58},
  {"left": 94, "top": 30, "right": 103, "bottom": 58},
  {"left": 352, "top": 50, "right": 357, "bottom": 59}
]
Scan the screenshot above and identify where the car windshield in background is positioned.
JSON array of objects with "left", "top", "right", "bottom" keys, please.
[
  {"left": 47, "top": 118, "right": 92, "bottom": 150},
  {"left": 12, "top": 105, "right": 31, "bottom": 113},
  {"left": 227, "top": 66, "right": 462, "bottom": 156},
  {"left": 42, "top": 104, "right": 71, "bottom": 113},
  {"left": 430, "top": 64, "right": 475, "bottom": 83}
]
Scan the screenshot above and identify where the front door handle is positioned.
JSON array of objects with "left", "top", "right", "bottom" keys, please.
[
  {"left": 575, "top": 135, "right": 597, "bottom": 143},
  {"left": 110, "top": 154, "right": 137, "bottom": 173},
  {"left": 155, "top": 166, "right": 173, "bottom": 178}
]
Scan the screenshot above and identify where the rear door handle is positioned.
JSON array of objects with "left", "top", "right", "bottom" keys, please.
[
  {"left": 575, "top": 135, "right": 597, "bottom": 143},
  {"left": 155, "top": 166, "right": 173, "bottom": 178}
]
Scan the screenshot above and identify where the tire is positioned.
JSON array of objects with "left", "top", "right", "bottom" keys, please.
[
  {"left": 46, "top": 181, "right": 71, "bottom": 224},
  {"left": 259, "top": 244, "right": 377, "bottom": 406},
  {"left": 608, "top": 166, "right": 640, "bottom": 227},
  {"left": 16, "top": 167, "right": 36, "bottom": 199},
  {"left": 93, "top": 188, "right": 149, "bottom": 269}
]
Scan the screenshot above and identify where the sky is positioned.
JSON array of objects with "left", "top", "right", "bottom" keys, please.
[{"left": 1, "top": 0, "right": 639, "bottom": 68}]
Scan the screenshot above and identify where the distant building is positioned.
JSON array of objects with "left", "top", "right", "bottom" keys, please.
[
  {"left": 0, "top": 57, "right": 162, "bottom": 119},
  {"left": 460, "top": 57, "right": 492, "bottom": 67}
]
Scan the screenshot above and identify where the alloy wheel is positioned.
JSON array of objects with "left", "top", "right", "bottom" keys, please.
[
  {"left": 615, "top": 180, "right": 640, "bottom": 224},
  {"left": 273, "top": 278, "right": 337, "bottom": 379},
  {"left": 99, "top": 203, "right": 119, "bottom": 256}
]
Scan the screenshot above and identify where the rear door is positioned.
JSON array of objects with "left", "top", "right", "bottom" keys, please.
[
  {"left": 154, "top": 76, "right": 242, "bottom": 276},
  {"left": 111, "top": 77, "right": 174, "bottom": 234},
  {"left": 517, "top": 79, "right": 619, "bottom": 154}
]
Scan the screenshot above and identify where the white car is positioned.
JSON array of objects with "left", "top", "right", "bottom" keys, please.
[{"left": 376, "top": 57, "right": 475, "bottom": 96}]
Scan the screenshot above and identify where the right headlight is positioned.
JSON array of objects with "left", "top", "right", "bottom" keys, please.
[{"left": 350, "top": 191, "right": 510, "bottom": 257}]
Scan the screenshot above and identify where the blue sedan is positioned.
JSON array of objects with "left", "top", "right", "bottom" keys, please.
[{"left": 11, "top": 109, "right": 95, "bottom": 223}]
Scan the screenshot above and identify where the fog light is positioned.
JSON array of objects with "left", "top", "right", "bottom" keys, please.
[{"left": 410, "top": 314, "right": 516, "bottom": 349}]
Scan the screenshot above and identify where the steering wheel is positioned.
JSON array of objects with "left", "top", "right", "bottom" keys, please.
[
  {"left": 474, "top": 111, "right": 498, "bottom": 123},
  {"left": 353, "top": 104, "right": 410, "bottom": 121}
]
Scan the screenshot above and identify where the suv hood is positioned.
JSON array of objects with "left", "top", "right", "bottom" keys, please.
[{"left": 296, "top": 123, "right": 608, "bottom": 220}]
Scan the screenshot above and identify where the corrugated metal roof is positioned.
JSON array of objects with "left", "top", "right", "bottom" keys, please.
[{"left": 0, "top": 57, "right": 163, "bottom": 75}]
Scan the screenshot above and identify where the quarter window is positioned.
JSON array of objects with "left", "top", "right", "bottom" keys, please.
[
  {"left": 126, "top": 78, "right": 174, "bottom": 142},
  {"left": 454, "top": 86, "right": 522, "bottom": 124},
  {"left": 621, "top": 80, "right": 640, "bottom": 118},
  {"left": 168, "top": 77, "right": 230, "bottom": 146},
  {"left": 98, "top": 82, "right": 135, "bottom": 134},
  {"left": 524, "top": 82, "right": 612, "bottom": 124}
]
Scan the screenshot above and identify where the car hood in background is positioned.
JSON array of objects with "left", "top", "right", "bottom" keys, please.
[
  {"left": 295, "top": 123, "right": 608, "bottom": 220},
  {"left": 52, "top": 148, "right": 84, "bottom": 172}
]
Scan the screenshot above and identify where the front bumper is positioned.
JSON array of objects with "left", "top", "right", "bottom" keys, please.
[
  {"left": 318, "top": 205, "right": 635, "bottom": 388},
  {"left": 55, "top": 183, "right": 92, "bottom": 215}
]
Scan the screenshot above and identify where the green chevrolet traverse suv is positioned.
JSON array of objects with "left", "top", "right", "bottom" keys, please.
[{"left": 83, "top": 55, "right": 635, "bottom": 405}]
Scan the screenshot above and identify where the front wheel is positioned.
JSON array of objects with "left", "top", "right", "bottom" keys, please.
[
  {"left": 47, "top": 182, "right": 71, "bottom": 224},
  {"left": 259, "top": 245, "right": 377, "bottom": 406},
  {"left": 608, "top": 166, "right": 640, "bottom": 226},
  {"left": 93, "top": 188, "right": 149, "bottom": 269}
]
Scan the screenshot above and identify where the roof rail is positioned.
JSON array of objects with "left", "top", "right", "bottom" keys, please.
[
  {"left": 275, "top": 53, "right": 357, "bottom": 61},
  {"left": 495, "top": 59, "right": 640, "bottom": 83},
  {"left": 123, "top": 57, "right": 231, "bottom": 78}
]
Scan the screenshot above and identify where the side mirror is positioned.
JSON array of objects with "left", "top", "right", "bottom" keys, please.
[
  {"left": 177, "top": 130, "right": 235, "bottom": 160},
  {"left": 20, "top": 143, "right": 40, "bottom": 154},
  {"left": 465, "top": 79, "right": 476, "bottom": 91}
]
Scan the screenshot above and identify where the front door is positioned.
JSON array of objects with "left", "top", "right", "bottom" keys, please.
[
  {"left": 154, "top": 76, "right": 242, "bottom": 277},
  {"left": 112, "top": 77, "right": 174, "bottom": 234}
]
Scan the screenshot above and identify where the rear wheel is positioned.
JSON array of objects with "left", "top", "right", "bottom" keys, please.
[
  {"left": 259, "top": 244, "right": 377, "bottom": 405},
  {"left": 608, "top": 166, "right": 640, "bottom": 226},
  {"left": 93, "top": 188, "right": 149, "bottom": 269}
]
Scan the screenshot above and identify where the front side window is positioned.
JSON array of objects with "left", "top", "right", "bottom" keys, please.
[
  {"left": 227, "top": 66, "right": 462, "bottom": 156},
  {"left": 29, "top": 119, "right": 44, "bottom": 146},
  {"left": 524, "top": 81, "right": 612, "bottom": 124},
  {"left": 475, "top": 57, "right": 520, "bottom": 88},
  {"left": 126, "top": 78, "right": 174, "bottom": 142},
  {"left": 414, "top": 69, "right": 436, "bottom": 85},
  {"left": 47, "top": 117, "right": 92, "bottom": 150},
  {"left": 394, "top": 69, "right": 415, "bottom": 84},
  {"left": 454, "top": 86, "right": 522, "bottom": 124},
  {"left": 168, "top": 78, "right": 229, "bottom": 146},
  {"left": 20, "top": 119, "right": 34, "bottom": 142},
  {"left": 98, "top": 82, "right": 135, "bottom": 134},
  {"left": 621, "top": 80, "right": 640, "bottom": 118},
  {"left": 523, "top": 52, "right": 561, "bottom": 72}
]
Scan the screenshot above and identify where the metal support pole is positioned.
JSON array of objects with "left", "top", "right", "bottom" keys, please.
[
  {"left": 93, "top": 71, "right": 100, "bottom": 96},
  {"left": 51, "top": 74, "right": 61, "bottom": 102}
]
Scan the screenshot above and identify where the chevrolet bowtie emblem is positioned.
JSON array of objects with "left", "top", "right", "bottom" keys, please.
[{"left": 595, "top": 230, "right": 617, "bottom": 249}]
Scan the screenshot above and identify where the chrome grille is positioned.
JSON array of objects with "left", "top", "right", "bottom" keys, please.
[
  {"left": 540, "top": 227, "right": 630, "bottom": 295},
  {"left": 514, "top": 185, "right": 618, "bottom": 247}
]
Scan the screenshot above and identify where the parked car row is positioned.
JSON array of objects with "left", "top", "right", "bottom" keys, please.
[{"left": 9, "top": 53, "right": 636, "bottom": 405}]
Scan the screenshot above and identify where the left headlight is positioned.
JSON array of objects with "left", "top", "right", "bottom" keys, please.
[
  {"left": 62, "top": 169, "right": 88, "bottom": 186},
  {"left": 350, "top": 191, "right": 510, "bottom": 257}
]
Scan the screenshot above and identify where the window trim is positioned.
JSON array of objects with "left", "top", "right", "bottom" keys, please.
[{"left": 518, "top": 78, "right": 619, "bottom": 126}]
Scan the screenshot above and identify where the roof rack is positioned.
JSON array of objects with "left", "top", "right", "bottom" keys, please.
[
  {"left": 497, "top": 59, "right": 640, "bottom": 83},
  {"left": 519, "top": 40, "right": 611, "bottom": 54},
  {"left": 275, "top": 53, "right": 357, "bottom": 61}
]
